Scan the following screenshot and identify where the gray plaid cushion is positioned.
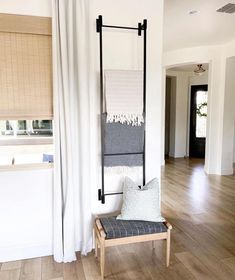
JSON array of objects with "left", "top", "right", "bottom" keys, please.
[{"left": 99, "top": 216, "right": 167, "bottom": 239}]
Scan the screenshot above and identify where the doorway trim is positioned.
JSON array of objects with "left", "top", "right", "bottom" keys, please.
[{"left": 162, "top": 61, "right": 211, "bottom": 172}]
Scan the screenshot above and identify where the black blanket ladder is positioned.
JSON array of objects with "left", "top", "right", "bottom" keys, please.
[{"left": 96, "top": 15, "right": 147, "bottom": 204}]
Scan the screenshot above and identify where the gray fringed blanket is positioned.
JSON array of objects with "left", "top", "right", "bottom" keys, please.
[{"left": 102, "top": 114, "right": 144, "bottom": 166}]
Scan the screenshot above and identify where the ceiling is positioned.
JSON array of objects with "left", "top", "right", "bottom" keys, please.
[
  {"left": 164, "top": 0, "right": 235, "bottom": 51},
  {"left": 170, "top": 64, "right": 209, "bottom": 72}
]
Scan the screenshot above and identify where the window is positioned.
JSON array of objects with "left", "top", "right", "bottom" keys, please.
[
  {"left": 0, "top": 120, "right": 53, "bottom": 166},
  {"left": 0, "top": 14, "right": 53, "bottom": 168},
  {"left": 0, "top": 120, "right": 53, "bottom": 138},
  {"left": 196, "top": 91, "right": 208, "bottom": 138}
]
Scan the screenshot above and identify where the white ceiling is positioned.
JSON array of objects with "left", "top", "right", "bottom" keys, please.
[
  {"left": 170, "top": 64, "right": 209, "bottom": 72},
  {"left": 164, "top": 0, "right": 235, "bottom": 51}
]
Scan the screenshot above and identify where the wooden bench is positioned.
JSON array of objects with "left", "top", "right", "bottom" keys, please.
[{"left": 94, "top": 216, "right": 172, "bottom": 279}]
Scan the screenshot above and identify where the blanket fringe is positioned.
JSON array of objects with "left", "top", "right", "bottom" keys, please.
[{"left": 106, "top": 113, "right": 144, "bottom": 126}]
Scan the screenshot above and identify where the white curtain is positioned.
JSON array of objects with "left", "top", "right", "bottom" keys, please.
[{"left": 52, "top": 0, "right": 92, "bottom": 262}]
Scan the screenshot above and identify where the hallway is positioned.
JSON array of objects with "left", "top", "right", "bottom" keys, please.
[{"left": 1, "top": 159, "right": 235, "bottom": 280}]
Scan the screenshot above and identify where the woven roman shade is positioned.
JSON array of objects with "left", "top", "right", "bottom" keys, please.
[{"left": 0, "top": 14, "right": 52, "bottom": 120}]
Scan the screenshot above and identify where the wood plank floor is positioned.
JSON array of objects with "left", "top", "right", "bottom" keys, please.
[{"left": 1, "top": 158, "right": 235, "bottom": 280}]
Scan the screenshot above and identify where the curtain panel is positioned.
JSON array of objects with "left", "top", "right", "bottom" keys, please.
[{"left": 52, "top": 0, "right": 92, "bottom": 262}]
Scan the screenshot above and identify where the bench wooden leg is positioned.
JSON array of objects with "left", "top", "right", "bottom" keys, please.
[
  {"left": 100, "top": 243, "right": 105, "bottom": 280},
  {"left": 152, "top": 240, "right": 155, "bottom": 249},
  {"left": 166, "top": 229, "right": 171, "bottom": 267},
  {"left": 95, "top": 235, "right": 98, "bottom": 258}
]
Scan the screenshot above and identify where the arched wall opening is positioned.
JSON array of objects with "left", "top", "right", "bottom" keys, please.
[
  {"left": 162, "top": 41, "right": 235, "bottom": 175},
  {"left": 164, "top": 64, "right": 209, "bottom": 164}
]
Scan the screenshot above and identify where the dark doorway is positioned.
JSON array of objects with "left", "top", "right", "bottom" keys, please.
[
  {"left": 165, "top": 76, "right": 176, "bottom": 159},
  {"left": 190, "top": 85, "right": 208, "bottom": 158},
  {"left": 165, "top": 77, "right": 171, "bottom": 158}
]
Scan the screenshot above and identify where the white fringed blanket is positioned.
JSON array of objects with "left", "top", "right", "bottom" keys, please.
[{"left": 104, "top": 70, "right": 144, "bottom": 126}]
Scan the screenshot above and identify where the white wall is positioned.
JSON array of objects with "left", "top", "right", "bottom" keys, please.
[
  {"left": 0, "top": 169, "right": 53, "bottom": 262},
  {"left": 0, "top": 0, "right": 164, "bottom": 261},
  {"left": 0, "top": 0, "right": 51, "bottom": 17},
  {"left": 221, "top": 57, "right": 235, "bottom": 172}
]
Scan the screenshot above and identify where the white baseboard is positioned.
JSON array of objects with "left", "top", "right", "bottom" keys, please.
[
  {"left": 0, "top": 243, "right": 52, "bottom": 262},
  {"left": 204, "top": 164, "right": 234, "bottom": 175},
  {"left": 220, "top": 168, "right": 234, "bottom": 176}
]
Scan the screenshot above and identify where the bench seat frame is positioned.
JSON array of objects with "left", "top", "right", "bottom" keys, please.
[{"left": 94, "top": 217, "right": 172, "bottom": 279}]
